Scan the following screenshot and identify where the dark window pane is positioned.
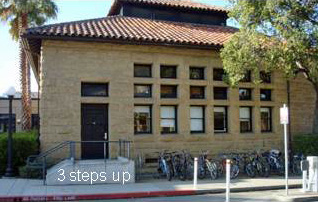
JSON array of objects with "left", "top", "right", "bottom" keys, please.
[
  {"left": 239, "top": 88, "right": 252, "bottom": 100},
  {"left": 241, "top": 70, "right": 251, "bottom": 82},
  {"left": 240, "top": 107, "right": 252, "bottom": 132},
  {"left": 134, "top": 64, "right": 152, "bottom": 77},
  {"left": 161, "top": 65, "right": 177, "bottom": 78},
  {"left": 161, "top": 106, "right": 177, "bottom": 133},
  {"left": 190, "top": 86, "right": 205, "bottom": 99},
  {"left": 0, "top": 114, "right": 16, "bottom": 133},
  {"left": 190, "top": 67, "right": 204, "bottom": 80},
  {"left": 260, "top": 71, "right": 271, "bottom": 83},
  {"left": 214, "top": 107, "right": 227, "bottom": 133},
  {"left": 261, "top": 107, "right": 272, "bottom": 132},
  {"left": 214, "top": 87, "right": 227, "bottom": 100},
  {"left": 213, "top": 68, "right": 225, "bottom": 81},
  {"left": 161, "top": 85, "right": 177, "bottom": 98},
  {"left": 31, "top": 114, "right": 39, "bottom": 129},
  {"left": 260, "top": 89, "right": 272, "bottom": 101},
  {"left": 134, "top": 84, "right": 151, "bottom": 98},
  {"left": 81, "top": 83, "right": 108, "bottom": 97},
  {"left": 134, "top": 106, "right": 152, "bottom": 134}
]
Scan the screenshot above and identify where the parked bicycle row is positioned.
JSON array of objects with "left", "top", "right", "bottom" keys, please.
[{"left": 156, "top": 149, "right": 305, "bottom": 181}]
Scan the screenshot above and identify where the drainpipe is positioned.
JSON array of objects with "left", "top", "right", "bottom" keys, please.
[{"left": 287, "top": 80, "right": 292, "bottom": 155}]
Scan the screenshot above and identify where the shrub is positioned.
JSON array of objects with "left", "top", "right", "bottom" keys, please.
[
  {"left": 0, "top": 130, "right": 39, "bottom": 176},
  {"left": 292, "top": 134, "right": 318, "bottom": 156}
]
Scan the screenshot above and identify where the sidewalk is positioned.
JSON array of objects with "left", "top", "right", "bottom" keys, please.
[{"left": 0, "top": 176, "right": 310, "bottom": 201}]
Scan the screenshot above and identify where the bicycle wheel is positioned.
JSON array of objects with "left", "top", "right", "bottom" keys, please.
[
  {"left": 166, "top": 163, "right": 173, "bottom": 181},
  {"left": 198, "top": 167, "right": 206, "bottom": 179},
  {"left": 186, "top": 163, "right": 194, "bottom": 180},
  {"left": 209, "top": 162, "right": 218, "bottom": 180},
  {"left": 245, "top": 163, "right": 256, "bottom": 178},
  {"left": 230, "top": 165, "right": 239, "bottom": 179}
]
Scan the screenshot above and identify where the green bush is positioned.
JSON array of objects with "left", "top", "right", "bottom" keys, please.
[
  {"left": 292, "top": 134, "right": 318, "bottom": 156},
  {"left": 0, "top": 130, "right": 39, "bottom": 176}
]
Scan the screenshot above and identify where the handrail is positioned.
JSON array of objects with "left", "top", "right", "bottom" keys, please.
[{"left": 26, "top": 139, "right": 132, "bottom": 185}]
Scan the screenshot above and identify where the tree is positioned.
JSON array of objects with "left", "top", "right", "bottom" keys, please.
[
  {"left": 0, "top": 0, "right": 57, "bottom": 130},
  {"left": 221, "top": 0, "right": 318, "bottom": 134}
]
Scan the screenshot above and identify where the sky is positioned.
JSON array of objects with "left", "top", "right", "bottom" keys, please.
[{"left": 0, "top": 0, "right": 231, "bottom": 96}]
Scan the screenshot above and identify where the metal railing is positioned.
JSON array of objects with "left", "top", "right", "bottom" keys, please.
[{"left": 26, "top": 139, "right": 131, "bottom": 185}]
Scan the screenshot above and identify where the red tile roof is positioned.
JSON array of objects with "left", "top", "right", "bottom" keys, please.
[
  {"left": 23, "top": 16, "right": 237, "bottom": 48},
  {"left": 108, "top": 0, "right": 228, "bottom": 15}
]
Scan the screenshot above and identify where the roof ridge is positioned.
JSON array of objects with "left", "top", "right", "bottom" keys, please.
[{"left": 26, "top": 15, "right": 236, "bottom": 32}]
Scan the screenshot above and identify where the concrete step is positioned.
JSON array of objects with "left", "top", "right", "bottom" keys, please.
[{"left": 46, "top": 157, "right": 135, "bottom": 185}]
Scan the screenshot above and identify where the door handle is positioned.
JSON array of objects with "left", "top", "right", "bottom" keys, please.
[{"left": 104, "top": 133, "right": 108, "bottom": 140}]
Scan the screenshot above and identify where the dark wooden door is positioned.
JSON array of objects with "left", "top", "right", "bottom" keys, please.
[{"left": 81, "top": 104, "right": 108, "bottom": 159}]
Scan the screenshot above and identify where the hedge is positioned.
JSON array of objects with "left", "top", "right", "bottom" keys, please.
[
  {"left": 292, "top": 134, "right": 318, "bottom": 156},
  {"left": 0, "top": 130, "right": 39, "bottom": 176}
]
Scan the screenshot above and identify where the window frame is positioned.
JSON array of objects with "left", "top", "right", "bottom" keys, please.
[
  {"left": 260, "top": 71, "right": 272, "bottom": 83},
  {"left": 190, "top": 86, "right": 205, "bottom": 99},
  {"left": 260, "top": 89, "right": 272, "bottom": 101},
  {"left": 134, "top": 84, "right": 152, "bottom": 98},
  {"left": 134, "top": 105, "right": 152, "bottom": 134},
  {"left": 190, "top": 106, "right": 205, "bottom": 134},
  {"left": 214, "top": 106, "right": 228, "bottom": 133},
  {"left": 160, "top": 105, "right": 178, "bottom": 134},
  {"left": 239, "top": 106, "right": 253, "bottom": 133},
  {"left": 134, "top": 64, "right": 152, "bottom": 78},
  {"left": 190, "top": 67, "right": 205, "bottom": 80},
  {"left": 160, "top": 65, "right": 177, "bottom": 79},
  {"left": 241, "top": 70, "right": 252, "bottom": 82},
  {"left": 239, "top": 88, "right": 252, "bottom": 101},
  {"left": 213, "top": 68, "right": 225, "bottom": 81},
  {"left": 81, "top": 82, "right": 109, "bottom": 97},
  {"left": 261, "top": 107, "right": 272, "bottom": 133},
  {"left": 161, "top": 85, "right": 178, "bottom": 98},
  {"left": 214, "top": 87, "right": 228, "bottom": 100}
]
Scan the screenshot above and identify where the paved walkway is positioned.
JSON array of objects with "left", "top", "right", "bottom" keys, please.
[{"left": 0, "top": 176, "right": 316, "bottom": 201}]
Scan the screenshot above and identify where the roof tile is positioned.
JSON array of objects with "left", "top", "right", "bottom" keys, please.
[{"left": 24, "top": 16, "right": 237, "bottom": 48}]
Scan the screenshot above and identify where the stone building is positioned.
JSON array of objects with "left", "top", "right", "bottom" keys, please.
[
  {"left": 0, "top": 92, "right": 39, "bottom": 133},
  {"left": 21, "top": 0, "right": 315, "bottom": 161}
]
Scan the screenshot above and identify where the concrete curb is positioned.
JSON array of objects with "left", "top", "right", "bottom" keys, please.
[{"left": 0, "top": 184, "right": 303, "bottom": 201}]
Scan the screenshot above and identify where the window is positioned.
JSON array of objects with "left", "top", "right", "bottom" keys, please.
[
  {"left": 161, "top": 85, "right": 177, "bottom": 98},
  {"left": 190, "top": 106, "right": 205, "bottom": 133},
  {"left": 160, "top": 106, "right": 177, "bottom": 133},
  {"left": 190, "top": 86, "right": 205, "bottom": 99},
  {"left": 260, "top": 71, "right": 271, "bottom": 83},
  {"left": 261, "top": 107, "right": 272, "bottom": 132},
  {"left": 134, "top": 84, "right": 151, "bottom": 98},
  {"left": 240, "top": 107, "right": 252, "bottom": 133},
  {"left": 214, "top": 106, "right": 227, "bottom": 133},
  {"left": 241, "top": 70, "right": 252, "bottom": 82},
  {"left": 134, "top": 64, "right": 152, "bottom": 77},
  {"left": 81, "top": 82, "right": 108, "bottom": 97},
  {"left": 214, "top": 87, "right": 228, "bottom": 100},
  {"left": 0, "top": 114, "right": 16, "bottom": 133},
  {"left": 134, "top": 106, "right": 152, "bottom": 134},
  {"left": 161, "top": 65, "right": 177, "bottom": 78},
  {"left": 190, "top": 67, "right": 205, "bottom": 80},
  {"left": 213, "top": 68, "right": 225, "bottom": 81},
  {"left": 239, "top": 88, "right": 252, "bottom": 100},
  {"left": 260, "top": 89, "right": 272, "bottom": 101},
  {"left": 31, "top": 114, "right": 39, "bottom": 129}
]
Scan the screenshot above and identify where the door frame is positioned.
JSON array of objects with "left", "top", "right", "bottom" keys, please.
[{"left": 81, "top": 103, "right": 109, "bottom": 159}]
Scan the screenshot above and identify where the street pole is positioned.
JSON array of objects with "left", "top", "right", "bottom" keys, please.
[
  {"left": 226, "top": 159, "right": 230, "bottom": 202},
  {"left": 284, "top": 119, "right": 289, "bottom": 195},
  {"left": 4, "top": 95, "right": 14, "bottom": 177},
  {"left": 193, "top": 157, "right": 198, "bottom": 190},
  {"left": 281, "top": 104, "right": 289, "bottom": 196}
]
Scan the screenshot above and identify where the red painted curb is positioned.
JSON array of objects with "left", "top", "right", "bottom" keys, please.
[{"left": 0, "top": 190, "right": 196, "bottom": 201}]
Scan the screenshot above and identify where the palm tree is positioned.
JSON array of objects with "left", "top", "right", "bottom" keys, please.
[{"left": 0, "top": 0, "right": 57, "bottom": 130}]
